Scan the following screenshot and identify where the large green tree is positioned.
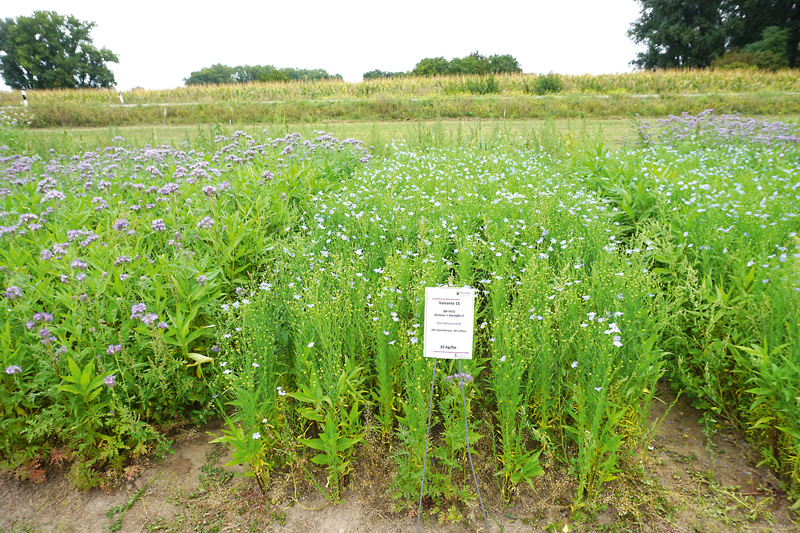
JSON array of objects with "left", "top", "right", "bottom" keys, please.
[
  {"left": 723, "top": 0, "right": 800, "bottom": 67},
  {"left": 0, "top": 11, "right": 118, "bottom": 89},
  {"left": 628, "top": 0, "right": 727, "bottom": 69},
  {"left": 630, "top": 0, "right": 800, "bottom": 69}
]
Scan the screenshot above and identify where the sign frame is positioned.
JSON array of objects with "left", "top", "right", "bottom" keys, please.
[{"left": 422, "top": 286, "right": 476, "bottom": 360}]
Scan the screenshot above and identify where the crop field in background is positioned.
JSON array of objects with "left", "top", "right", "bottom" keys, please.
[
  {"left": 1, "top": 69, "right": 800, "bottom": 127},
  {"left": 1, "top": 107, "right": 799, "bottom": 524}
]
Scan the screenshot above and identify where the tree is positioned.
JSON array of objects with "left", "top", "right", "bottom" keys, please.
[
  {"left": 412, "top": 56, "right": 451, "bottom": 76},
  {"left": 0, "top": 11, "right": 118, "bottom": 89},
  {"left": 487, "top": 54, "right": 522, "bottom": 74},
  {"left": 629, "top": 0, "right": 800, "bottom": 69},
  {"left": 411, "top": 52, "right": 522, "bottom": 76},
  {"left": 628, "top": 0, "right": 727, "bottom": 69},
  {"left": 742, "top": 26, "right": 791, "bottom": 69},
  {"left": 723, "top": 1, "right": 799, "bottom": 67},
  {"left": 184, "top": 64, "right": 341, "bottom": 85},
  {"left": 362, "top": 69, "right": 405, "bottom": 80}
]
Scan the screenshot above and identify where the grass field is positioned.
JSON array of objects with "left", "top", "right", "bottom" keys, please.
[{"left": 2, "top": 69, "right": 800, "bottom": 127}]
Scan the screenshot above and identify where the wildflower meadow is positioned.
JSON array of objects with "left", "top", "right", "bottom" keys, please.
[{"left": 1, "top": 110, "right": 798, "bottom": 519}]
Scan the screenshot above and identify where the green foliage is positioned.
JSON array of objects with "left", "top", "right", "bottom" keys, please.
[
  {"left": 630, "top": 1, "right": 800, "bottom": 69},
  {"left": 0, "top": 129, "right": 370, "bottom": 488},
  {"left": 184, "top": 64, "right": 342, "bottom": 85},
  {"left": 412, "top": 51, "right": 521, "bottom": 76},
  {"left": 742, "top": 26, "right": 791, "bottom": 70},
  {"left": 724, "top": 0, "right": 800, "bottom": 68},
  {"left": 0, "top": 11, "right": 117, "bottom": 89},
  {"left": 528, "top": 73, "right": 564, "bottom": 95},
  {"left": 3, "top": 110, "right": 800, "bottom": 509},
  {"left": 713, "top": 26, "right": 792, "bottom": 71},
  {"left": 362, "top": 69, "right": 405, "bottom": 80},
  {"left": 0, "top": 110, "right": 32, "bottom": 152},
  {"left": 628, "top": 0, "right": 726, "bottom": 69}
]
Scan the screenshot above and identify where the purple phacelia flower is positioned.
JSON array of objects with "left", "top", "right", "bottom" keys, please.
[
  {"left": 130, "top": 303, "right": 147, "bottom": 319},
  {"left": 71, "top": 260, "right": 88, "bottom": 270},
  {"left": 5, "top": 365, "right": 22, "bottom": 375},
  {"left": 157, "top": 321, "right": 169, "bottom": 330},
  {"left": 196, "top": 275, "right": 206, "bottom": 286},
  {"left": 113, "top": 219, "right": 129, "bottom": 231},
  {"left": 104, "top": 375, "right": 116, "bottom": 387},
  {"left": 106, "top": 344, "right": 122, "bottom": 355},
  {"left": 197, "top": 216, "right": 214, "bottom": 229},
  {"left": 202, "top": 186, "right": 217, "bottom": 197},
  {"left": 34, "top": 312, "right": 53, "bottom": 322},
  {"left": 151, "top": 219, "right": 167, "bottom": 232},
  {"left": 4, "top": 286, "right": 22, "bottom": 299},
  {"left": 158, "top": 183, "right": 180, "bottom": 195},
  {"left": 141, "top": 313, "right": 158, "bottom": 325}
]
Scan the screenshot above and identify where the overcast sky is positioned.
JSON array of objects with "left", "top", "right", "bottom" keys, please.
[{"left": 1, "top": 1, "right": 644, "bottom": 91}]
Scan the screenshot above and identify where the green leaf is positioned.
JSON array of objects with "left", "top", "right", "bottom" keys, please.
[
  {"left": 311, "top": 454, "right": 333, "bottom": 465},
  {"left": 298, "top": 437, "right": 328, "bottom": 452},
  {"left": 186, "top": 352, "right": 214, "bottom": 367}
]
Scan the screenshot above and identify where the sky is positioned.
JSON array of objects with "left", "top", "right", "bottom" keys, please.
[{"left": 0, "top": 1, "right": 644, "bottom": 91}]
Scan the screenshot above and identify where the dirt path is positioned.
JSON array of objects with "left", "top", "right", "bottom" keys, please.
[{"left": 1, "top": 382, "right": 797, "bottom": 532}]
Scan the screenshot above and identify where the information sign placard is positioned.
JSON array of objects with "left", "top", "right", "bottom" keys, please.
[{"left": 423, "top": 287, "right": 475, "bottom": 359}]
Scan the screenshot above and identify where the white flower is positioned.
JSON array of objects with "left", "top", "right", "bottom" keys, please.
[
  {"left": 252, "top": 362, "right": 260, "bottom": 368},
  {"left": 571, "top": 361, "right": 578, "bottom": 369},
  {"left": 252, "top": 432, "right": 261, "bottom": 440},
  {"left": 500, "top": 355, "right": 506, "bottom": 362},
  {"left": 307, "top": 341, "right": 315, "bottom": 348},
  {"left": 594, "top": 387, "right": 602, "bottom": 392}
]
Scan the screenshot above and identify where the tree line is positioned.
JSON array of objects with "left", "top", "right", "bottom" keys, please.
[
  {"left": 183, "top": 64, "right": 342, "bottom": 85},
  {"left": 363, "top": 52, "right": 522, "bottom": 80},
  {"left": 629, "top": 0, "right": 800, "bottom": 70}
]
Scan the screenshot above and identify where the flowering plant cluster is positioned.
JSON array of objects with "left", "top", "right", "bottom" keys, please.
[{"left": 0, "top": 129, "right": 371, "bottom": 485}]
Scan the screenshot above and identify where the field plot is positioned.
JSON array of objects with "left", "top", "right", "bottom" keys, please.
[
  {"left": 1, "top": 111, "right": 799, "bottom": 530},
  {"left": 2, "top": 70, "right": 800, "bottom": 127}
]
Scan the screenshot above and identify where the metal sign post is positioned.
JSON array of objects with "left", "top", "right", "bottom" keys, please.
[{"left": 417, "top": 287, "right": 490, "bottom": 532}]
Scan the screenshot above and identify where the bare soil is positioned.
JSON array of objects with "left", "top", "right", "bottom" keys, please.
[{"left": 1, "top": 382, "right": 797, "bottom": 533}]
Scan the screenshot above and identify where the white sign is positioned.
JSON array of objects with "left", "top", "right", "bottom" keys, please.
[{"left": 423, "top": 287, "right": 475, "bottom": 359}]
